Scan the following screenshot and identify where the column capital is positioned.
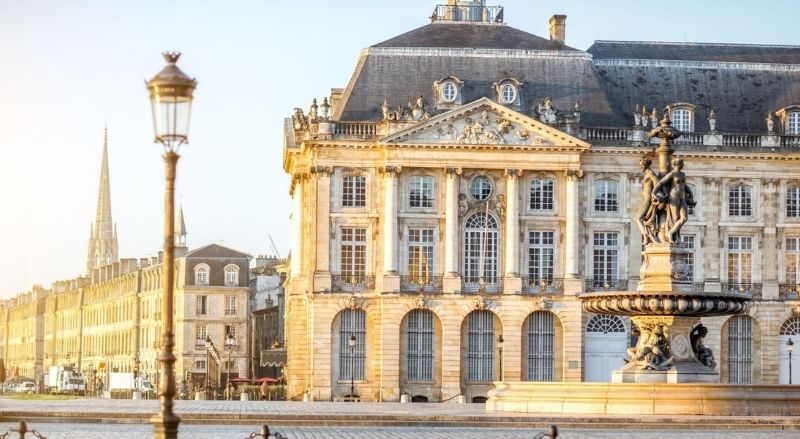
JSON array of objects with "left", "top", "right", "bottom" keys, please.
[
  {"left": 564, "top": 169, "right": 584, "bottom": 180},
  {"left": 702, "top": 176, "right": 721, "bottom": 188},
  {"left": 762, "top": 178, "right": 780, "bottom": 189},
  {"left": 504, "top": 169, "right": 522, "bottom": 179},
  {"left": 309, "top": 166, "right": 333, "bottom": 176},
  {"left": 445, "top": 167, "right": 462, "bottom": 176},
  {"left": 381, "top": 165, "right": 402, "bottom": 176}
]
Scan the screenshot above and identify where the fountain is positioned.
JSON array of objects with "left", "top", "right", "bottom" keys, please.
[{"left": 487, "top": 114, "right": 800, "bottom": 416}]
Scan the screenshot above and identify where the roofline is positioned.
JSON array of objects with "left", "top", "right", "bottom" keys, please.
[
  {"left": 592, "top": 58, "right": 800, "bottom": 72},
  {"left": 592, "top": 40, "right": 800, "bottom": 50},
  {"left": 364, "top": 46, "right": 591, "bottom": 60}
]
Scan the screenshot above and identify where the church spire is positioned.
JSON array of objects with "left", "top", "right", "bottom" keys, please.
[
  {"left": 176, "top": 206, "right": 188, "bottom": 247},
  {"left": 86, "top": 126, "right": 119, "bottom": 272}
]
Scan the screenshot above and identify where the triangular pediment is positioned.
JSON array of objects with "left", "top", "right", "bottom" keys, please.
[{"left": 381, "top": 98, "right": 589, "bottom": 148}]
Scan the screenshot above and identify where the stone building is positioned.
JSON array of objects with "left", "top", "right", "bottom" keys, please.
[
  {"left": 1, "top": 131, "right": 252, "bottom": 392},
  {"left": 283, "top": 1, "right": 800, "bottom": 402},
  {"left": 250, "top": 257, "right": 287, "bottom": 380}
]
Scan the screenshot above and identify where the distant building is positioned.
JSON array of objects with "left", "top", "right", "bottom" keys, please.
[
  {"left": 249, "top": 257, "right": 286, "bottom": 380},
  {"left": 283, "top": 1, "right": 800, "bottom": 402}
]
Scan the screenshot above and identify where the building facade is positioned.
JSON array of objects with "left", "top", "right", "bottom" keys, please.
[{"left": 283, "top": 1, "right": 800, "bottom": 402}]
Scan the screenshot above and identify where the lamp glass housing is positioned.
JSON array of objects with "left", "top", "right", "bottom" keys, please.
[
  {"left": 146, "top": 52, "right": 196, "bottom": 150},
  {"left": 348, "top": 334, "right": 356, "bottom": 348},
  {"left": 788, "top": 338, "right": 795, "bottom": 353}
]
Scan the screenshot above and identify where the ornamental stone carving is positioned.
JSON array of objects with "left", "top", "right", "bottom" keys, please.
[
  {"left": 439, "top": 110, "right": 513, "bottom": 145},
  {"left": 690, "top": 324, "right": 716, "bottom": 369},
  {"left": 413, "top": 293, "right": 428, "bottom": 310},
  {"left": 341, "top": 294, "right": 364, "bottom": 311},
  {"left": 530, "top": 298, "right": 552, "bottom": 312},
  {"left": 670, "top": 256, "right": 691, "bottom": 280},
  {"left": 626, "top": 316, "right": 674, "bottom": 371},
  {"left": 473, "top": 295, "right": 490, "bottom": 311}
]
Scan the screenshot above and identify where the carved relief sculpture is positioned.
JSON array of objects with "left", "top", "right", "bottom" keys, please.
[{"left": 690, "top": 324, "right": 716, "bottom": 369}]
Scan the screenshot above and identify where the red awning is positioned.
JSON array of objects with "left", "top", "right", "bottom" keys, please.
[{"left": 254, "top": 377, "right": 282, "bottom": 384}]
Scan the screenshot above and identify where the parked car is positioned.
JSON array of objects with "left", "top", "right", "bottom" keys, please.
[{"left": 14, "top": 382, "right": 35, "bottom": 393}]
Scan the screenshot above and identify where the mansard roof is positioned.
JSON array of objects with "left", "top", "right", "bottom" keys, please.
[
  {"left": 185, "top": 243, "right": 251, "bottom": 260},
  {"left": 374, "top": 22, "right": 580, "bottom": 51},
  {"left": 588, "top": 41, "right": 800, "bottom": 64}
]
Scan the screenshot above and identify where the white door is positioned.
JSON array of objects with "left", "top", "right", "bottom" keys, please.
[{"left": 585, "top": 314, "right": 628, "bottom": 382}]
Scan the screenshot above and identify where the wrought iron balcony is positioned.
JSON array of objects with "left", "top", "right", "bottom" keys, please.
[
  {"left": 331, "top": 275, "right": 376, "bottom": 293},
  {"left": 778, "top": 284, "right": 800, "bottom": 300},
  {"left": 431, "top": 4, "right": 504, "bottom": 23},
  {"left": 585, "top": 279, "right": 629, "bottom": 292},
  {"left": 721, "top": 282, "right": 762, "bottom": 299},
  {"left": 462, "top": 278, "right": 503, "bottom": 294},
  {"left": 400, "top": 275, "right": 444, "bottom": 293},
  {"left": 522, "top": 278, "right": 564, "bottom": 295}
]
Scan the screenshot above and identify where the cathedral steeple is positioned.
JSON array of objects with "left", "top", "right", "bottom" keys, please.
[
  {"left": 86, "top": 126, "right": 119, "bottom": 272},
  {"left": 176, "top": 206, "right": 188, "bottom": 247}
]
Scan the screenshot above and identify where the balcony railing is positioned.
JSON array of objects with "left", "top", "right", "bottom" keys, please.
[
  {"left": 521, "top": 278, "right": 564, "bottom": 295},
  {"left": 462, "top": 278, "right": 503, "bottom": 294},
  {"left": 431, "top": 4, "right": 504, "bottom": 23},
  {"left": 400, "top": 275, "right": 444, "bottom": 293},
  {"left": 585, "top": 279, "right": 629, "bottom": 292},
  {"left": 674, "top": 132, "right": 704, "bottom": 146},
  {"left": 583, "top": 127, "right": 629, "bottom": 142},
  {"left": 331, "top": 275, "right": 376, "bottom": 293},
  {"left": 333, "top": 122, "right": 377, "bottom": 137},
  {"left": 722, "top": 134, "right": 762, "bottom": 147},
  {"left": 721, "top": 282, "right": 762, "bottom": 299},
  {"left": 782, "top": 135, "right": 800, "bottom": 147},
  {"left": 778, "top": 284, "right": 800, "bottom": 300}
]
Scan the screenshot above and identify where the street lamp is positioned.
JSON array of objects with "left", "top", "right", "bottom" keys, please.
[
  {"left": 146, "top": 51, "right": 197, "bottom": 439},
  {"left": 348, "top": 333, "right": 356, "bottom": 399},
  {"left": 788, "top": 338, "right": 794, "bottom": 385},
  {"left": 497, "top": 334, "right": 504, "bottom": 381},
  {"left": 134, "top": 353, "right": 141, "bottom": 393},
  {"left": 225, "top": 332, "right": 236, "bottom": 401}
]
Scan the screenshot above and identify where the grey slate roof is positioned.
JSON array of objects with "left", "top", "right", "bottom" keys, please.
[
  {"left": 185, "top": 243, "right": 251, "bottom": 259},
  {"left": 374, "top": 22, "right": 579, "bottom": 51},
  {"left": 589, "top": 41, "right": 800, "bottom": 64},
  {"left": 333, "top": 24, "right": 800, "bottom": 134}
]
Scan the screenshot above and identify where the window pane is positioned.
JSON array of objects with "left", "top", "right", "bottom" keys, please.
[
  {"left": 343, "top": 175, "right": 366, "bottom": 207},
  {"left": 530, "top": 179, "right": 554, "bottom": 211},
  {"left": 594, "top": 181, "right": 618, "bottom": 212},
  {"left": 409, "top": 176, "right": 434, "bottom": 208}
]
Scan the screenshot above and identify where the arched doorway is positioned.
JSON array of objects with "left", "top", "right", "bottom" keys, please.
[
  {"left": 779, "top": 316, "right": 800, "bottom": 384},
  {"left": 584, "top": 314, "right": 627, "bottom": 382}
]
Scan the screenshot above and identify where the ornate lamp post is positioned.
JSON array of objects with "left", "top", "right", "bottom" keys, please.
[
  {"left": 348, "top": 333, "right": 356, "bottom": 399},
  {"left": 146, "top": 52, "right": 197, "bottom": 439},
  {"left": 497, "top": 335, "right": 504, "bottom": 381},
  {"left": 225, "top": 332, "right": 236, "bottom": 400},
  {"left": 788, "top": 338, "right": 794, "bottom": 385},
  {"left": 134, "top": 353, "right": 141, "bottom": 397}
]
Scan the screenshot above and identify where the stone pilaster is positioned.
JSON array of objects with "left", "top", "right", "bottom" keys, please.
[
  {"left": 443, "top": 168, "right": 462, "bottom": 293},
  {"left": 563, "top": 170, "right": 583, "bottom": 295},
  {"left": 762, "top": 178, "right": 780, "bottom": 299},
  {"left": 290, "top": 174, "right": 305, "bottom": 278},
  {"left": 628, "top": 173, "right": 643, "bottom": 290},
  {"left": 504, "top": 169, "right": 522, "bottom": 294},
  {"left": 703, "top": 177, "right": 722, "bottom": 292},
  {"left": 312, "top": 167, "right": 332, "bottom": 292},
  {"left": 382, "top": 166, "right": 401, "bottom": 292}
]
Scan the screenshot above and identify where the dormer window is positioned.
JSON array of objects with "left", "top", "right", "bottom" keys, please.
[
  {"left": 194, "top": 263, "right": 210, "bottom": 286},
  {"left": 433, "top": 76, "right": 464, "bottom": 106},
  {"left": 776, "top": 106, "right": 800, "bottom": 135},
  {"left": 669, "top": 103, "right": 695, "bottom": 132},
  {"left": 494, "top": 78, "right": 523, "bottom": 106}
]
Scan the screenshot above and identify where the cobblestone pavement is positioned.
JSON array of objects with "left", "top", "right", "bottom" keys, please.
[{"left": 2, "top": 423, "right": 800, "bottom": 439}]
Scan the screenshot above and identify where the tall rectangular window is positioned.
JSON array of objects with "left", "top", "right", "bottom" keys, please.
[
  {"left": 467, "top": 310, "right": 494, "bottom": 382},
  {"left": 526, "top": 311, "right": 555, "bottom": 382},
  {"left": 671, "top": 108, "right": 692, "bottom": 132},
  {"left": 529, "top": 179, "right": 554, "bottom": 211},
  {"left": 527, "top": 231, "right": 555, "bottom": 283},
  {"left": 786, "top": 238, "right": 800, "bottom": 284},
  {"left": 408, "top": 228, "right": 434, "bottom": 282},
  {"left": 342, "top": 175, "right": 366, "bottom": 207},
  {"left": 339, "top": 309, "right": 366, "bottom": 381},
  {"left": 593, "top": 232, "right": 619, "bottom": 284},
  {"left": 225, "top": 296, "right": 237, "bottom": 316},
  {"left": 729, "top": 185, "right": 752, "bottom": 217},
  {"left": 225, "top": 324, "right": 237, "bottom": 340},
  {"left": 406, "top": 309, "right": 434, "bottom": 382},
  {"left": 787, "top": 187, "right": 800, "bottom": 218},
  {"left": 728, "top": 316, "right": 753, "bottom": 384},
  {"left": 196, "top": 296, "right": 207, "bottom": 316},
  {"left": 195, "top": 324, "right": 207, "bottom": 346},
  {"left": 788, "top": 112, "right": 800, "bottom": 135},
  {"left": 681, "top": 235, "right": 696, "bottom": 281},
  {"left": 727, "top": 236, "right": 753, "bottom": 284},
  {"left": 341, "top": 228, "right": 367, "bottom": 279},
  {"left": 594, "top": 180, "right": 618, "bottom": 212},
  {"left": 409, "top": 176, "right": 434, "bottom": 208}
]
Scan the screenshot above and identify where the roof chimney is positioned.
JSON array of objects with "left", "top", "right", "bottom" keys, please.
[{"left": 549, "top": 15, "right": 567, "bottom": 45}]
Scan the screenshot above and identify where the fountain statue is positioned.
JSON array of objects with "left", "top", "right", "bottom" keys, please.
[{"left": 583, "top": 113, "right": 749, "bottom": 383}]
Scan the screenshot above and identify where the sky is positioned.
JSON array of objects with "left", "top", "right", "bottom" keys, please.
[{"left": 0, "top": 0, "right": 798, "bottom": 298}]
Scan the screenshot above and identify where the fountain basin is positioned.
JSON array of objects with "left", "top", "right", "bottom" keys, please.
[{"left": 581, "top": 290, "right": 750, "bottom": 317}]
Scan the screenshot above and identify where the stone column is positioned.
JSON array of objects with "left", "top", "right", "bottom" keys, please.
[
  {"left": 443, "top": 168, "right": 462, "bottom": 293},
  {"left": 563, "top": 170, "right": 583, "bottom": 295},
  {"left": 312, "top": 167, "right": 332, "bottom": 292},
  {"left": 383, "top": 167, "right": 401, "bottom": 292},
  {"left": 504, "top": 169, "right": 522, "bottom": 294},
  {"left": 704, "top": 177, "right": 722, "bottom": 292},
  {"left": 290, "top": 174, "right": 304, "bottom": 277},
  {"left": 762, "top": 179, "right": 780, "bottom": 299}
]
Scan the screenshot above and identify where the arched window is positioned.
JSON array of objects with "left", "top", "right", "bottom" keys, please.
[
  {"left": 441, "top": 81, "right": 458, "bottom": 103},
  {"left": 342, "top": 175, "right": 366, "bottom": 208},
  {"left": 339, "top": 309, "right": 366, "bottom": 381},
  {"left": 463, "top": 212, "right": 499, "bottom": 289},
  {"left": 780, "top": 316, "right": 799, "bottom": 384},
  {"left": 781, "top": 316, "right": 800, "bottom": 336},
  {"left": 466, "top": 310, "right": 494, "bottom": 382},
  {"left": 224, "top": 264, "right": 239, "bottom": 286},
  {"left": 525, "top": 311, "right": 555, "bottom": 381},
  {"left": 729, "top": 185, "right": 752, "bottom": 217},
  {"left": 406, "top": 309, "right": 434, "bottom": 382},
  {"left": 194, "top": 264, "right": 209, "bottom": 286},
  {"left": 727, "top": 315, "right": 753, "bottom": 384},
  {"left": 586, "top": 314, "right": 625, "bottom": 334}
]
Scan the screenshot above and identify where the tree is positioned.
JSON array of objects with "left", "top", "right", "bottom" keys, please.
[{"left": 0, "top": 359, "right": 6, "bottom": 394}]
